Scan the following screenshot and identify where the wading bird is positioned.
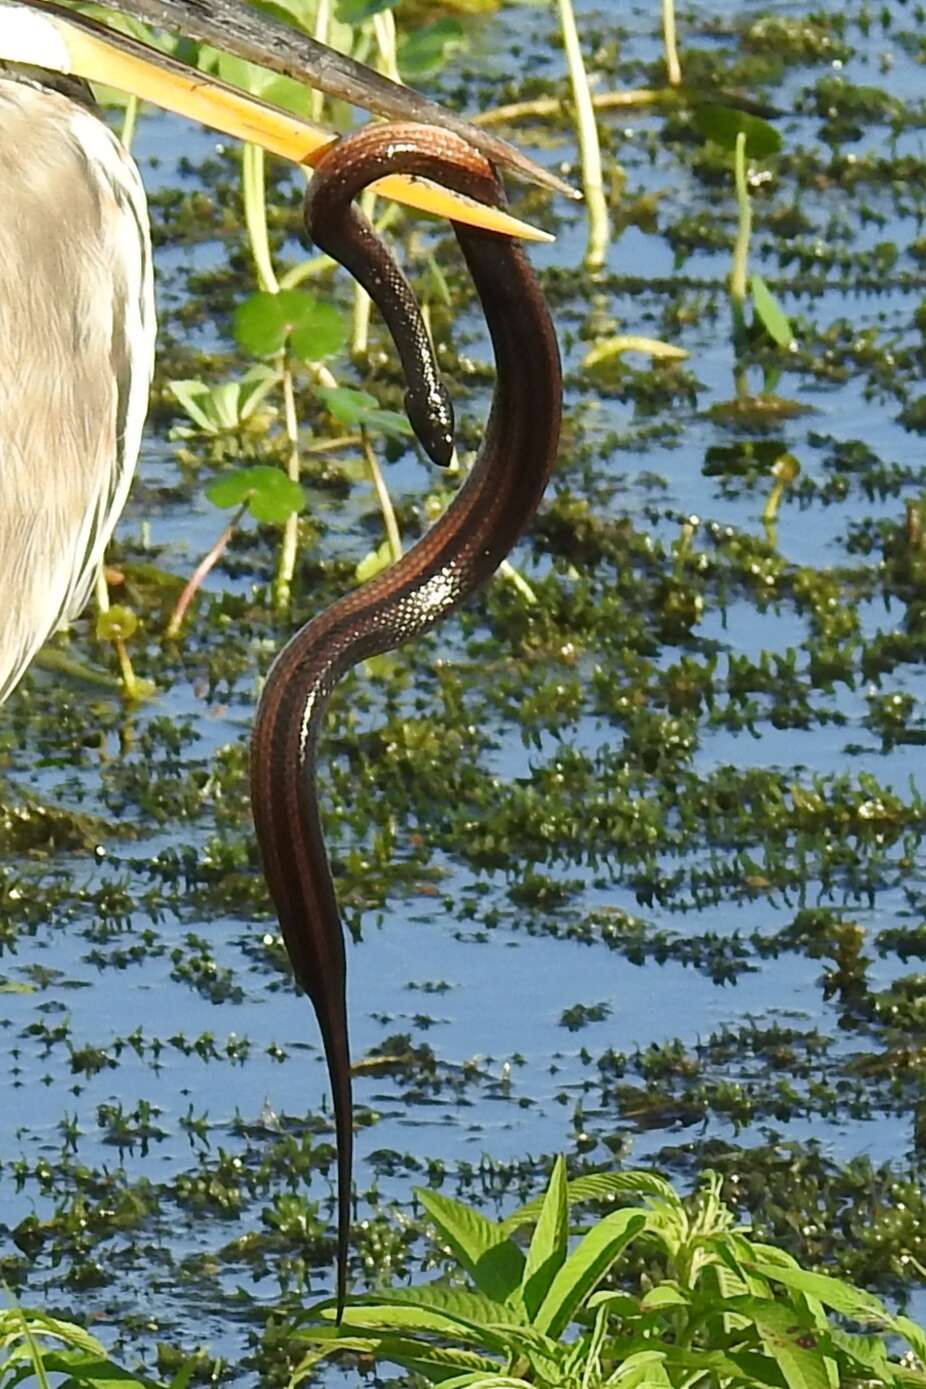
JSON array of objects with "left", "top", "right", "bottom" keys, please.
[
  {"left": 0, "top": 0, "right": 564, "bottom": 701},
  {"left": 0, "top": 0, "right": 564, "bottom": 1316}
]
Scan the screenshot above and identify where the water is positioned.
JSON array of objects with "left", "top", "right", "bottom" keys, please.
[{"left": 4, "top": 0, "right": 926, "bottom": 1375}]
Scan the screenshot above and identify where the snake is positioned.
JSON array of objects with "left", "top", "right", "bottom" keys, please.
[{"left": 249, "top": 121, "right": 562, "bottom": 1317}]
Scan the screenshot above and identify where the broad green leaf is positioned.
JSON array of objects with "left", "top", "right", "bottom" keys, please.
[
  {"left": 417, "top": 1188, "right": 525, "bottom": 1303},
  {"left": 751, "top": 275, "right": 794, "bottom": 349},
  {"left": 291, "top": 1329, "right": 499, "bottom": 1382},
  {"left": 322, "top": 1303, "right": 508, "bottom": 1351},
  {"left": 31, "top": 1350, "right": 152, "bottom": 1388},
  {"left": 0, "top": 978, "right": 34, "bottom": 993},
  {"left": 504, "top": 1169, "right": 676, "bottom": 1232},
  {"left": 749, "top": 1263, "right": 887, "bottom": 1323},
  {"left": 534, "top": 1210, "right": 646, "bottom": 1337},
  {"left": 667, "top": 1345, "right": 786, "bottom": 1385},
  {"left": 730, "top": 1298, "right": 832, "bottom": 1389},
  {"left": 521, "top": 1155, "right": 568, "bottom": 1319},
  {"left": 211, "top": 382, "right": 245, "bottom": 430},
  {"left": 234, "top": 290, "right": 346, "bottom": 360},
  {"left": 693, "top": 104, "right": 782, "bottom": 159},
  {"left": 342, "top": 1284, "right": 521, "bottom": 1330},
  {"left": 827, "top": 1328, "right": 894, "bottom": 1379},
  {"left": 169, "top": 372, "right": 278, "bottom": 435},
  {"left": 438, "top": 1378, "right": 533, "bottom": 1389},
  {"left": 399, "top": 19, "right": 465, "bottom": 79},
  {"left": 216, "top": 52, "right": 309, "bottom": 114},
  {"left": 315, "top": 385, "right": 413, "bottom": 438},
  {"left": 491, "top": 1324, "right": 565, "bottom": 1381},
  {"left": 205, "top": 465, "right": 305, "bottom": 523},
  {"left": 640, "top": 1282, "right": 691, "bottom": 1311},
  {"left": 608, "top": 1351, "right": 672, "bottom": 1388},
  {"left": 892, "top": 1315, "right": 926, "bottom": 1364},
  {"left": 585, "top": 1291, "right": 641, "bottom": 1315},
  {"left": 168, "top": 379, "right": 218, "bottom": 433},
  {"left": 4, "top": 1309, "right": 108, "bottom": 1358}
]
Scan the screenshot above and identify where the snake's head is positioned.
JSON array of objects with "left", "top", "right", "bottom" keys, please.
[{"left": 405, "top": 380, "right": 455, "bottom": 468}]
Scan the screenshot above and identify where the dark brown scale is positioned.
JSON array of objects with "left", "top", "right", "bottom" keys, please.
[
  {"left": 249, "top": 122, "right": 562, "bottom": 1321},
  {"left": 305, "top": 182, "right": 454, "bottom": 465}
]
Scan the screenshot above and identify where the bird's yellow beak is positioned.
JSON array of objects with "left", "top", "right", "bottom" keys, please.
[{"left": 18, "top": 0, "right": 565, "bottom": 243}]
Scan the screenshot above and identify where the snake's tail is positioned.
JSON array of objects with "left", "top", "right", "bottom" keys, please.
[{"left": 313, "top": 993, "right": 352, "bottom": 1322}]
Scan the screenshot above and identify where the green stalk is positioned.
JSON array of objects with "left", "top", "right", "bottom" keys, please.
[
  {"left": 242, "top": 142, "right": 304, "bottom": 611},
  {"left": 351, "top": 187, "right": 376, "bottom": 355},
  {"left": 731, "top": 131, "right": 750, "bottom": 313},
  {"left": 242, "top": 142, "right": 279, "bottom": 294},
  {"left": 362, "top": 428, "right": 402, "bottom": 565},
  {"left": 95, "top": 566, "right": 140, "bottom": 701},
  {"left": 662, "top": 0, "right": 682, "bottom": 86},
  {"left": 274, "top": 351, "right": 302, "bottom": 612},
  {"left": 310, "top": 0, "right": 331, "bottom": 125},
  {"left": 120, "top": 93, "right": 139, "bottom": 151},
  {"left": 557, "top": 0, "right": 610, "bottom": 270}
]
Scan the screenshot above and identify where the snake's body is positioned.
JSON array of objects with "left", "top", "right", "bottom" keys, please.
[{"left": 250, "top": 124, "right": 562, "bottom": 1315}]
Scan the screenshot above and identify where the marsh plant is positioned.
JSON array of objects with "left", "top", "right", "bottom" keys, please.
[{"left": 288, "top": 1160, "right": 926, "bottom": 1389}]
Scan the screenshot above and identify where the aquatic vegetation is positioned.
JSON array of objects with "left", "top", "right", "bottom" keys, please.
[
  {"left": 289, "top": 1160, "right": 926, "bottom": 1389},
  {"left": 7, "top": 0, "right": 926, "bottom": 1378}
]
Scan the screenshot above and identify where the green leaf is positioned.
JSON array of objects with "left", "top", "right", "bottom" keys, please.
[
  {"left": 32, "top": 1350, "right": 153, "bottom": 1388},
  {"left": 533, "top": 1210, "right": 646, "bottom": 1337},
  {"left": 327, "top": 1304, "right": 506, "bottom": 1349},
  {"left": 640, "top": 1283, "right": 691, "bottom": 1311},
  {"left": 891, "top": 1315, "right": 926, "bottom": 1364},
  {"left": 399, "top": 19, "right": 465, "bottom": 79},
  {"left": 339, "top": 1283, "right": 521, "bottom": 1331},
  {"left": 291, "top": 1329, "right": 500, "bottom": 1382},
  {"left": 314, "top": 385, "right": 413, "bottom": 438},
  {"left": 233, "top": 290, "right": 346, "bottom": 360},
  {"left": 205, "top": 465, "right": 305, "bottom": 523},
  {"left": 731, "top": 1299, "right": 833, "bottom": 1389},
  {"left": 168, "top": 379, "right": 219, "bottom": 434},
  {"left": 492, "top": 1325, "right": 565, "bottom": 1381},
  {"left": 216, "top": 52, "right": 309, "bottom": 114},
  {"left": 416, "top": 1188, "right": 525, "bottom": 1304},
  {"left": 521, "top": 1155, "right": 568, "bottom": 1320},
  {"left": 437, "top": 1378, "right": 533, "bottom": 1389},
  {"left": 749, "top": 1263, "right": 888, "bottom": 1323},
  {"left": 751, "top": 275, "right": 794, "bottom": 348},
  {"left": 693, "top": 104, "right": 782, "bottom": 159},
  {"left": 610, "top": 1351, "right": 672, "bottom": 1388},
  {"left": 827, "top": 1329, "right": 894, "bottom": 1380},
  {"left": 503, "top": 1169, "right": 676, "bottom": 1232}
]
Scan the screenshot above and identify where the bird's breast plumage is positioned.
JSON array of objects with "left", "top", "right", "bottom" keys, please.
[{"left": 0, "top": 76, "right": 155, "bottom": 700}]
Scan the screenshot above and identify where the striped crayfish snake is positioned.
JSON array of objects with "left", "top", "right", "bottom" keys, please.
[{"left": 250, "top": 122, "right": 562, "bottom": 1318}]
